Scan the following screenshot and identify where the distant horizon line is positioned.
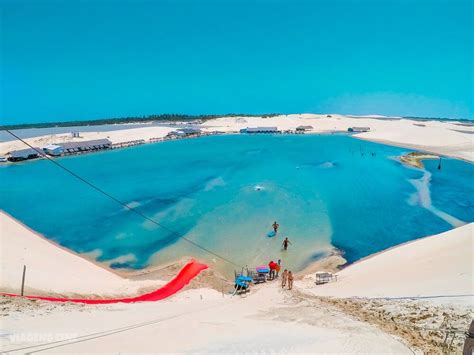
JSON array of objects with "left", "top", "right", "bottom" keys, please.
[{"left": 1, "top": 112, "right": 473, "bottom": 130}]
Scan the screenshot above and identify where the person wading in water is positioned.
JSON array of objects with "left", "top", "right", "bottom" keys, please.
[
  {"left": 282, "top": 237, "right": 292, "bottom": 251},
  {"left": 282, "top": 237, "right": 291, "bottom": 250},
  {"left": 272, "top": 221, "right": 279, "bottom": 234}
]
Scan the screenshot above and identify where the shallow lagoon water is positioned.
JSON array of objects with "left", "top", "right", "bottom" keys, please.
[{"left": 1, "top": 135, "right": 472, "bottom": 276}]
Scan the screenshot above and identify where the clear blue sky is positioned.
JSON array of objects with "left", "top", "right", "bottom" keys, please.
[{"left": 1, "top": 0, "right": 472, "bottom": 124}]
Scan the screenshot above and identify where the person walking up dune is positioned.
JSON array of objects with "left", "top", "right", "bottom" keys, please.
[{"left": 287, "top": 271, "right": 294, "bottom": 290}]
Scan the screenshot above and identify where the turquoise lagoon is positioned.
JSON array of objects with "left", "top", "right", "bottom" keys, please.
[{"left": 1, "top": 135, "right": 473, "bottom": 276}]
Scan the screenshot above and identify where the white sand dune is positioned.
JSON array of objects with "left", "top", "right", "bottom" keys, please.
[
  {"left": 298, "top": 223, "right": 474, "bottom": 307},
  {"left": 1, "top": 284, "right": 412, "bottom": 353},
  {"left": 0, "top": 211, "right": 160, "bottom": 297}
]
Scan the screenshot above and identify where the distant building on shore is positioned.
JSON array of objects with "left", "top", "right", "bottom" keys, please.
[
  {"left": 6, "top": 148, "right": 44, "bottom": 162},
  {"left": 240, "top": 127, "right": 280, "bottom": 134},
  {"left": 178, "top": 128, "right": 201, "bottom": 136},
  {"left": 43, "top": 144, "right": 64, "bottom": 156},
  {"left": 296, "top": 125, "right": 313, "bottom": 132},
  {"left": 348, "top": 127, "right": 370, "bottom": 133},
  {"left": 6, "top": 138, "right": 113, "bottom": 163},
  {"left": 59, "top": 139, "right": 112, "bottom": 154},
  {"left": 167, "top": 128, "right": 202, "bottom": 138}
]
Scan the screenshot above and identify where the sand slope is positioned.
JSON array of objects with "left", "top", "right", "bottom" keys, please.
[
  {"left": 298, "top": 223, "right": 474, "bottom": 306},
  {"left": 0, "top": 284, "right": 411, "bottom": 353},
  {"left": 0, "top": 211, "right": 161, "bottom": 297}
]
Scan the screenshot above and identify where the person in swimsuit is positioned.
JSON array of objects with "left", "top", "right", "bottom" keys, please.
[
  {"left": 287, "top": 271, "right": 294, "bottom": 290},
  {"left": 282, "top": 237, "right": 292, "bottom": 250},
  {"left": 281, "top": 269, "right": 288, "bottom": 288},
  {"left": 272, "top": 221, "right": 279, "bottom": 234}
]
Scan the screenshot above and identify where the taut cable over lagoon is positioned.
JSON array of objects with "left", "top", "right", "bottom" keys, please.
[{"left": 2, "top": 129, "right": 243, "bottom": 270}]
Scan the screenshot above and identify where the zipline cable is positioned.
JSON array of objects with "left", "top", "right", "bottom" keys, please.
[
  {"left": 3, "top": 129, "right": 242, "bottom": 268},
  {"left": 4, "top": 303, "right": 227, "bottom": 353}
]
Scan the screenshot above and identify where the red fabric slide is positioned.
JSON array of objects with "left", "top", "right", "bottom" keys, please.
[{"left": 0, "top": 260, "right": 208, "bottom": 304}]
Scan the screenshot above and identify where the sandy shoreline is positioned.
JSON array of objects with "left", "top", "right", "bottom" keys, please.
[
  {"left": 0, "top": 210, "right": 233, "bottom": 297},
  {"left": 0, "top": 210, "right": 165, "bottom": 297},
  {"left": 1, "top": 114, "right": 473, "bottom": 162},
  {"left": 1, "top": 208, "right": 472, "bottom": 303},
  {"left": 356, "top": 136, "right": 473, "bottom": 164},
  {"left": 0, "top": 208, "right": 335, "bottom": 297}
]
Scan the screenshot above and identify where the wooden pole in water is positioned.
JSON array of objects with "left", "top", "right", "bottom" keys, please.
[{"left": 20, "top": 265, "right": 26, "bottom": 296}]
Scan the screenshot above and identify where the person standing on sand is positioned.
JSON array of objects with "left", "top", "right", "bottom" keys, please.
[
  {"left": 272, "top": 221, "right": 279, "bottom": 234},
  {"left": 281, "top": 269, "right": 288, "bottom": 288},
  {"left": 282, "top": 237, "right": 292, "bottom": 251},
  {"left": 275, "top": 259, "right": 281, "bottom": 278},
  {"left": 287, "top": 271, "right": 294, "bottom": 290},
  {"left": 268, "top": 260, "right": 277, "bottom": 280}
]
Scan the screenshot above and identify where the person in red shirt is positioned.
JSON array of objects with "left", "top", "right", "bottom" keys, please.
[
  {"left": 275, "top": 260, "right": 281, "bottom": 278},
  {"left": 268, "top": 260, "right": 277, "bottom": 280}
]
